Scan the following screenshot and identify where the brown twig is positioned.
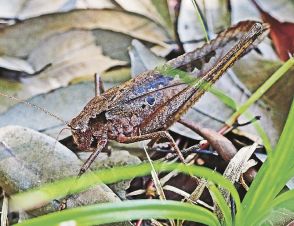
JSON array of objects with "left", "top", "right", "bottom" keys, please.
[
  {"left": 173, "top": 0, "right": 185, "bottom": 54},
  {"left": 179, "top": 118, "right": 257, "bottom": 182}
]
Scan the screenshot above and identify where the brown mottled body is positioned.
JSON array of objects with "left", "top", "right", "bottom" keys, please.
[{"left": 69, "top": 21, "right": 268, "bottom": 175}]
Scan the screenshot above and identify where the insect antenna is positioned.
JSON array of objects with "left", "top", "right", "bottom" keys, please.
[
  {"left": 0, "top": 91, "right": 69, "bottom": 125},
  {"left": 51, "top": 127, "right": 72, "bottom": 154}
]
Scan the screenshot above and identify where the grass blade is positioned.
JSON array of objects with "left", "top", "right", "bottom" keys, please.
[
  {"left": 226, "top": 57, "right": 294, "bottom": 127},
  {"left": 208, "top": 183, "right": 232, "bottom": 226},
  {"left": 10, "top": 162, "right": 241, "bottom": 216},
  {"left": 247, "top": 189, "right": 294, "bottom": 225},
  {"left": 271, "top": 189, "right": 294, "bottom": 211},
  {"left": 15, "top": 200, "right": 220, "bottom": 226},
  {"left": 239, "top": 99, "right": 294, "bottom": 225},
  {"left": 209, "top": 87, "right": 237, "bottom": 110},
  {"left": 191, "top": 0, "right": 210, "bottom": 42}
]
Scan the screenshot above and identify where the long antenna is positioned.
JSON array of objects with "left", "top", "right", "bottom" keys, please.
[{"left": 0, "top": 92, "right": 68, "bottom": 125}]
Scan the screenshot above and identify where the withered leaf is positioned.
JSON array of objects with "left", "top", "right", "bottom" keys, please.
[
  {"left": 252, "top": 0, "right": 294, "bottom": 61},
  {"left": 0, "top": 9, "right": 169, "bottom": 57}
]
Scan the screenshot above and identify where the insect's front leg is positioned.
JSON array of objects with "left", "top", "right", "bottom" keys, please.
[
  {"left": 118, "top": 131, "right": 185, "bottom": 162},
  {"left": 78, "top": 139, "right": 108, "bottom": 176},
  {"left": 58, "top": 138, "right": 107, "bottom": 210}
]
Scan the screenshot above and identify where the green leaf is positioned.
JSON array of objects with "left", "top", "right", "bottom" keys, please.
[
  {"left": 209, "top": 87, "right": 237, "bottom": 110},
  {"left": 243, "top": 111, "right": 273, "bottom": 154},
  {"left": 271, "top": 189, "right": 294, "bottom": 212},
  {"left": 208, "top": 183, "right": 232, "bottom": 226},
  {"left": 10, "top": 162, "right": 241, "bottom": 215},
  {"left": 15, "top": 200, "right": 220, "bottom": 226},
  {"left": 226, "top": 57, "right": 294, "bottom": 126},
  {"left": 238, "top": 99, "right": 294, "bottom": 225}
]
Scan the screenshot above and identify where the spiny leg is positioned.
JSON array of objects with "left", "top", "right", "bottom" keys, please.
[
  {"left": 59, "top": 139, "right": 107, "bottom": 210},
  {"left": 78, "top": 139, "right": 107, "bottom": 176},
  {"left": 94, "top": 73, "right": 105, "bottom": 96},
  {"left": 118, "top": 131, "right": 185, "bottom": 162}
]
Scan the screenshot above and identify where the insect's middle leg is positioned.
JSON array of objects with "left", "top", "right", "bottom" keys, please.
[{"left": 118, "top": 131, "right": 185, "bottom": 162}]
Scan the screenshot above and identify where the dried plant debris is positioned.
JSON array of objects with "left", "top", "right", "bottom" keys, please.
[
  {"left": 214, "top": 143, "right": 259, "bottom": 219},
  {"left": 0, "top": 9, "right": 170, "bottom": 111}
]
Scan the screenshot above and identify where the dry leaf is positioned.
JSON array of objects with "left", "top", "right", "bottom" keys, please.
[
  {"left": 252, "top": 0, "right": 294, "bottom": 61},
  {"left": 129, "top": 39, "right": 165, "bottom": 77},
  {"left": 0, "top": 9, "right": 169, "bottom": 57},
  {"left": 214, "top": 143, "right": 258, "bottom": 218},
  {"left": 0, "top": 0, "right": 116, "bottom": 20},
  {"left": 115, "top": 0, "right": 165, "bottom": 28}
]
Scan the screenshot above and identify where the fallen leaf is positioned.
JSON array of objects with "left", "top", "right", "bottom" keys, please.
[
  {"left": 0, "top": 9, "right": 169, "bottom": 57},
  {"left": 129, "top": 39, "right": 165, "bottom": 77},
  {"left": 231, "top": 0, "right": 294, "bottom": 24},
  {"left": 0, "top": 9, "right": 170, "bottom": 111},
  {"left": 214, "top": 143, "right": 258, "bottom": 218},
  {"left": 204, "top": 0, "right": 231, "bottom": 33},
  {"left": 0, "top": 0, "right": 116, "bottom": 20},
  {"left": 233, "top": 52, "right": 294, "bottom": 144},
  {"left": 101, "top": 66, "right": 131, "bottom": 83},
  {"left": 0, "top": 29, "right": 141, "bottom": 112},
  {"left": 177, "top": 0, "right": 207, "bottom": 52},
  {"left": 0, "top": 82, "right": 96, "bottom": 138},
  {"left": 0, "top": 56, "right": 34, "bottom": 74},
  {"left": 150, "top": 0, "right": 173, "bottom": 34},
  {"left": 179, "top": 119, "right": 238, "bottom": 162},
  {"left": 115, "top": 0, "right": 168, "bottom": 29}
]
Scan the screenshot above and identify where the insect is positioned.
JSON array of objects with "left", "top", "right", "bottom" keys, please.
[
  {"left": 0, "top": 21, "right": 268, "bottom": 203},
  {"left": 68, "top": 20, "right": 268, "bottom": 175}
]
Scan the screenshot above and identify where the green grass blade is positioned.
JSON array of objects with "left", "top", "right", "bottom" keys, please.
[
  {"left": 271, "top": 189, "right": 294, "bottom": 211},
  {"left": 191, "top": 0, "right": 210, "bottom": 42},
  {"left": 15, "top": 200, "right": 220, "bottom": 226},
  {"left": 10, "top": 162, "right": 241, "bottom": 216},
  {"left": 247, "top": 190, "right": 294, "bottom": 225},
  {"left": 209, "top": 87, "right": 237, "bottom": 110},
  {"left": 243, "top": 111, "right": 273, "bottom": 153},
  {"left": 226, "top": 57, "right": 294, "bottom": 127},
  {"left": 208, "top": 183, "right": 232, "bottom": 226},
  {"left": 239, "top": 99, "right": 294, "bottom": 225}
]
